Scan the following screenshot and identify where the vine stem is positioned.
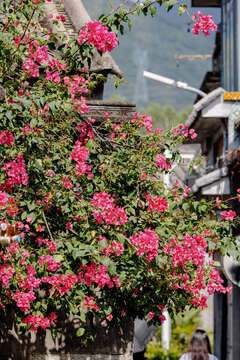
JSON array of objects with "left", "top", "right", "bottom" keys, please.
[
  {"left": 42, "top": 210, "right": 54, "bottom": 242},
  {"left": 11, "top": 8, "right": 36, "bottom": 58}
]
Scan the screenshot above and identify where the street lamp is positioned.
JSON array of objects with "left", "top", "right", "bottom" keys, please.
[{"left": 143, "top": 70, "right": 207, "bottom": 98}]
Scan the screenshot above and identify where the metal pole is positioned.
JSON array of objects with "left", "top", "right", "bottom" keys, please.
[
  {"left": 162, "top": 151, "right": 171, "bottom": 353},
  {"left": 161, "top": 310, "right": 171, "bottom": 352}
]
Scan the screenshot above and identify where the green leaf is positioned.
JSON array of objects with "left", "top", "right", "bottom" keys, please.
[
  {"left": 30, "top": 118, "right": 38, "bottom": 128},
  {"left": 53, "top": 254, "right": 64, "bottom": 262},
  {"left": 178, "top": 4, "right": 188, "bottom": 15},
  {"left": 6, "top": 111, "right": 13, "bottom": 120},
  {"left": 120, "top": 24, "right": 124, "bottom": 35},
  {"left": 76, "top": 327, "right": 85, "bottom": 337},
  {"left": 27, "top": 201, "right": 36, "bottom": 211},
  {"left": 182, "top": 203, "right": 188, "bottom": 211},
  {"left": 164, "top": 0, "right": 178, "bottom": 11},
  {"left": 150, "top": 6, "right": 157, "bottom": 17},
  {"left": 34, "top": 159, "right": 43, "bottom": 170},
  {"left": 21, "top": 211, "right": 28, "bottom": 220}
]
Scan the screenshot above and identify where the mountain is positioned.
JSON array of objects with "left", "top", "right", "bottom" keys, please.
[{"left": 82, "top": 0, "right": 220, "bottom": 110}]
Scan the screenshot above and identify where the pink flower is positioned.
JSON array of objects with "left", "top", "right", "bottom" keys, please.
[
  {"left": 156, "top": 154, "right": 172, "bottom": 171},
  {"left": 147, "top": 312, "right": 155, "bottom": 320},
  {"left": 12, "top": 290, "right": 36, "bottom": 312},
  {"left": 159, "top": 314, "right": 166, "bottom": 323},
  {"left": 157, "top": 304, "right": 165, "bottom": 312},
  {"left": 130, "top": 229, "right": 159, "bottom": 261},
  {"left": 145, "top": 194, "right": 168, "bottom": 213},
  {"left": 0, "top": 191, "right": 8, "bottom": 207},
  {"left": 220, "top": 210, "right": 236, "bottom": 221},
  {"left": 106, "top": 314, "right": 113, "bottom": 321},
  {"left": 174, "top": 180, "right": 180, "bottom": 188},
  {"left": 2, "top": 155, "right": 28, "bottom": 191},
  {"left": 91, "top": 192, "right": 128, "bottom": 226},
  {"left": 46, "top": 170, "right": 55, "bottom": 177},
  {"left": 66, "top": 222, "right": 73, "bottom": 230},
  {"left": 192, "top": 11, "right": 217, "bottom": 37},
  {"left": 77, "top": 20, "right": 118, "bottom": 54},
  {"left": 70, "top": 141, "right": 92, "bottom": 176},
  {"left": 39, "top": 255, "right": 61, "bottom": 272},
  {"left": 0, "top": 131, "right": 14, "bottom": 146},
  {"left": 36, "top": 225, "right": 45, "bottom": 232},
  {"left": 84, "top": 296, "right": 99, "bottom": 311}
]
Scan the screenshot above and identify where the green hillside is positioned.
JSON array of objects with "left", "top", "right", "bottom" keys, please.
[{"left": 83, "top": 0, "right": 220, "bottom": 109}]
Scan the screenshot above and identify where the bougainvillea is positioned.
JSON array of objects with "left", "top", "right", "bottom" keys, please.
[
  {"left": 192, "top": 11, "right": 217, "bottom": 36},
  {"left": 0, "top": 0, "right": 236, "bottom": 343}
]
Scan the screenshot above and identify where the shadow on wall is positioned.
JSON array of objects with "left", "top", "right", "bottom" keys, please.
[{"left": 0, "top": 311, "right": 134, "bottom": 359}]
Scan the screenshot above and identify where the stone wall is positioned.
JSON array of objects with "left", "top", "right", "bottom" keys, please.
[
  {"left": 85, "top": 100, "right": 136, "bottom": 123},
  {"left": 0, "top": 314, "right": 134, "bottom": 360}
]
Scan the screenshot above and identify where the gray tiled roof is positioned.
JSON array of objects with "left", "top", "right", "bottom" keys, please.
[
  {"left": 44, "top": 0, "right": 122, "bottom": 77},
  {"left": 185, "top": 87, "right": 225, "bottom": 128}
]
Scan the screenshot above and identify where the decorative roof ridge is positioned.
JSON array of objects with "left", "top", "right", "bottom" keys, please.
[
  {"left": 186, "top": 87, "right": 225, "bottom": 128},
  {"left": 43, "top": 0, "right": 122, "bottom": 77}
]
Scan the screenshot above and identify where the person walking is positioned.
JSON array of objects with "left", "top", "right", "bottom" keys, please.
[{"left": 179, "top": 329, "right": 218, "bottom": 360}]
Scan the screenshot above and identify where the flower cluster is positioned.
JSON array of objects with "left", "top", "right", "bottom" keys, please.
[
  {"left": 0, "top": 264, "right": 15, "bottom": 287},
  {"left": 79, "top": 262, "right": 120, "bottom": 289},
  {"left": 101, "top": 239, "right": 124, "bottom": 257},
  {"left": 220, "top": 210, "right": 237, "bottom": 221},
  {"left": 23, "top": 312, "right": 57, "bottom": 332},
  {"left": 77, "top": 20, "right": 118, "bottom": 53},
  {"left": 130, "top": 229, "right": 159, "bottom": 261},
  {"left": 172, "top": 124, "right": 197, "bottom": 140},
  {"left": 163, "top": 233, "right": 231, "bottom": 309},
  {"left": 192, "top": 11, "right": 217, "bottom": 36},
  {"left": 91, "top": 191, "right": 128, "bottom": 226},
  {"left": 84, "top": 296, "right": 99, "bottom": 311},
  {"left": 12, "top": 290, "right": 36, "bottom": 312},
  {"left": 145, "top": 194, "right": 168, "bottom": 213},
  {"left": 20, "top": 265, "right": 41, "bottom": 291},
  {"left": 22, "top": 39, "right": 66, "bottom": 79},
  {"left": 64, "top": 75, "right": 89, "bottom": 101},
  {"left": 163, "top": 233, "right": 207, "bottom": 268},
  {"left": 70, "top": 140, "right": 92, "bottom": 177},
  {"left": 61, "top": 177, "right": 73, "bottom": 189},
  {"left": 0, "top": 131, "right": 14, "bottom": 146},
  {"left": 0, "top": 191, "right": 8, "bottom": 207},
  {"left": 156, "top": 154, "right": 172, "bottom": 171},
  {"left": 41, "top": 274, "right": 78, "bottom": 296},
  {"left": 131, "top": 112, "right": 152, "bottom": 133},
  {"left": 2, "top": 155, "right": 28, "bottom": 191},
  {"left": 39, "top": 255, "right": 62, "bottom": 272}
]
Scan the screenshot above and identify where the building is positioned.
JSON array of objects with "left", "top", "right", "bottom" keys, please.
[{"left": 186, "top": 1, "right": 240, "bottom": 359}]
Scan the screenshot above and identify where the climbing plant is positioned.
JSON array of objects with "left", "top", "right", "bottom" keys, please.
[{"left": 0, "top": 0, "right": 235, "bottom": 340}]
